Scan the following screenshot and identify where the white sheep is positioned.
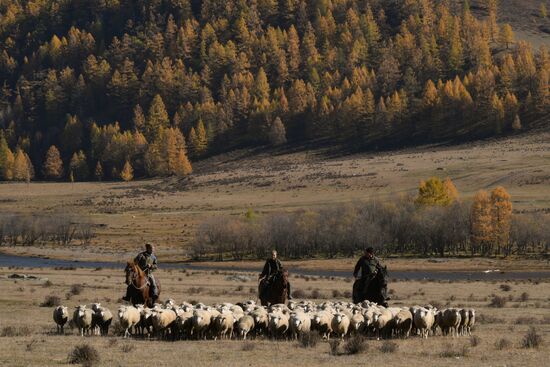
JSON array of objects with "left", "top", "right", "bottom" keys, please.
[
  {"left": 191, "top": 309, "right": 212, "bottom": 340},
  {"left": 212, "top": 312, "right": 234, "bottom": 340},
  {"left": 350, "top": 311, "right": 365, "bottom": 335},
  {"left": 236, "top": 315, "right": 255, "bottom": 340},
  {"left": 458, "top": 308, "right": 469, "bottom": 336},
  {"left": 331, "top": 312, "right": 350, "bottom": 340},
  {"left": 91, "top": 305, "right": 113, "bottom": 336},
  {"left": 152, "top": 309, "right": 177, "bottom": 339},
  {"left": 289, "top": 311, "right": 311, "bottom": 340},
  {"left": 268, "top": 312, "right": 289, "bottom": 339},
  {"left": 73, "top": 305, "right": 94, "bottom": 337},
  {"left": 466, "top": 308, "right": 476, "bottom": 336},
  {"left": 311, "top": 311, "right": 333, "bottom": 340},
  {"left": 53, "top": 306, "right": 69, "bottom": 334},
  {"left": 413, "top": 307, "right": 435, "bottom": 338},
  {"left": 393, "top": 309, "right": 413, "bottom": 338},
  {"left": 437, "top": 308, "right": 462, "bottom": 337},
  {"left": 118, "top": 305, "right": 141, "bottom": 338},
  {"left": 372, "top": 308, "right": 393, "bottom": 340}
]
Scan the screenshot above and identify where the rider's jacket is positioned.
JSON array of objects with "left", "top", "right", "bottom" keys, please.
[
  {"left": 353, "top": 255, "right": 381, "bottom": 279},
  {"left": 134, "top": 251, "right": 157, "bottom": 274},
  {"left": 260, "top": 258, "right": 282, "bottom": 279}
]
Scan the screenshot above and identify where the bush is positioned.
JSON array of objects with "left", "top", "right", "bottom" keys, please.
[
  {"left": 500, "top": 284, "right": 512, "bottom": 292},
  {"left": 439, "top": 343, "right": 469, "bottom": 358},
  {"left": 470, "top": 335, "right": 481, "bottom": 347},
  {"left": 241, "top": 342, "right": 255, "bottom": 351},
  {"left": 478, "top": 314, "right": 504, "bottom": 324},
  {"left": 489, "top": 295, "right": 507, "bottom": 308},
  {"left": 69, "top": 284, "right": 84, "bottom": 296},
  {"left": 40, "top": 295, "right": 61, "bottom": 307},
  {"left": 121, "top": 344, "right": 134, "bottom": 353},
  {"left": 519, "top": 292, "right": 529, "bottom": 302},
  {"left": 521, "top": 327, "right": 542, "bottom": 349},
  {"left": 380, "top": 341, "right": 398, "bottom": 353},
  {"left": 1, "top": 326, "right": 32, "bottom": 337},
  {"left": 514, "top": 317, "right": 538, "bottom": 325},
  {"left": 298, "top": 331, "right": 320, "bottom": 348},
  {"left": 342, "top": 336, "right": 367, "bottom": 355},
  {"left": 495, "top": 338, "right": 512, "bottom": 350},
  {"left": 292, "top": 289, "right": 306, "bottom": 299},
  {"left": 43, "top": 280, "right": 53, "bottom": 287},
  {"left": 68, "top": 344, "right": 100, "bottom": 366}
]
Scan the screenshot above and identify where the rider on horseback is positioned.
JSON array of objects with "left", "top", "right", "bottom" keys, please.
[
  {"left": 123, "top": 243, "right": 159, "bottom": 302},
  {"left": 259, "top": 250, "right": 292, "bottom": 300},
  {"left": 353, "top": 247, "right": 389, "bottom": 302}
]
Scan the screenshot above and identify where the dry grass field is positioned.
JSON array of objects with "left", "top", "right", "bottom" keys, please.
[
  {"left": 0, "top": 129, "right": 549, "bottom": 262},
  {"left": 0, "top": 266, "right": 548, "bottom": 367}
]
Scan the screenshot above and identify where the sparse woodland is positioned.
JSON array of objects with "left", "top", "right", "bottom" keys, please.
[{"left": 0, "top": 0, "right": 549, "bottom": 181}]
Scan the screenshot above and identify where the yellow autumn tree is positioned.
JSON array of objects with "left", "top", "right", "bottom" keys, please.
[
  {"left": 490, "top": 186, "right": 512, "bottom": 254},
  {"left": 416, "top": 176, "right": 459, "bottom": 206},
  {"left": 470, "top": 190, "right": 493, "bottom": 255},
  {"left": 13, "top": 148, "right": 32, "bottom": 182},
  {"left": 120, "top": 160, "right": 133, "bottom": 181}
]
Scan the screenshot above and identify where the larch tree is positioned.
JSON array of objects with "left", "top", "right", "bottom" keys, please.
[
  {"left": 145, "top": 95, "right": 170, "bottom": 142},
  {"left": 416, "top": 176, "right": 458, "bottom": 206},
  {"left": 13, "top": 148, "right": 32, "bottom": 181},
  {"left": 94, "top": 161, "right": 103, "bottom": 181},
  {"left": 470, "top": 190, "right": 493, "bottom": 255},
  {"left": 512, "top": 114, "right": 522, "bottom": 130},
  {"left": 499, "top": 24, "right": 514, "bottom": 49},
  {"left": 541, "top": 2, "right": 548, "bottom": 18},
  {"left": 0, "top": 134, "right": 14, "bottom": 180},
  {"left": 43, "top": 145, "right": 63, "bottom": 179},
  {"left": 195, "top": 119, "right": 208, "bottom": 156},
  {"left": 120, "top": 160, "right": 134, "bottom": 181},
  {"left": 69, "top": 150, "right": 89, "bottom": 181},
  {"left": 132, "top": 104, "right": 146, "bottom": 132},
  {"left": 490, "top": 186, "right": 512, "bottom": 254},
  {"left": 268, "top": 116, "right": 287, "bottom": 146}
]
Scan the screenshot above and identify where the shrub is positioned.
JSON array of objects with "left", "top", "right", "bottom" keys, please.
[
  {"left": 478, "top": 314, "right": 504, "bottom": 324},
  {"left": 470, "top": 335, "right": 481, "bottom": 347},
  {"left": 489, "top": 295, "right": 507, "bottom": 308},
  {"left": 40, "top": 295, "right": 61, "bottom": 307},
  {"left": 43, "top": 280, "right": 53, "bottom": 287},
  {"left": 241, "top": 342, "right": 255, "bottom": 351},
  {"left": 342, "top": 336, "right": 367, "bottom": 355},
  {"left": 495, "top": 338, "right": 512, "bottom": 350},
  {"left": 68, "top": 344, "right": 100, "bottom": 366},
  {"left": 1, "top": 326, "right": 32, "bottom": 337},
  {"left": 499, "top": 284, "right": 512, "bottom": 292},
  {"left": 292, "top": 289, "right": 306, "bottom": 299},
  {"left": 380, "top": 341, "right": 398, "bottom": 353},
  {"left": 311, "top": 289, "right": 322, "bottom": 299},
  {"left": 328, "top": 339, "right": 341, "bottom": 355},
  {"left": 69, "top": 284, "right": 84, "bottom": 296},
  {"left": 298, "top": 331, "right": 320, "bottom": 348},
  {"left": 519, "top": 292, "right": 529, "bottom": 302},
  {"left": 332, "top": 289, "right": 342, "bottom": 298},
  {"left": 521, "top": 327, "right": 542, "bottom": 349},
  {"left": 514, "top": 317, "right": 538, "bottom": 325},
  {"left": 121, "top": 344, "right": 134, "bottom": 353},
  {"left": 439, "top": 343, "right": 469, "bottom": 358}
]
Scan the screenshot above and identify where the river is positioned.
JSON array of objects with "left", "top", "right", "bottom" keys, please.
[{"left": 1, "top": 253, "right": 549, "bottom": 281}]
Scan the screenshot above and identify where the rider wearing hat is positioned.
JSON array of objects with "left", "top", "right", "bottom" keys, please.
[
  {"left": 259, "top": 250, "right": 292, "bottom": 300},
  {"left": 123, "top": 243, "right": 158, "bottom": 302},
  {"left": 353, "top": 247, "right": 389, "bottom": 302}
]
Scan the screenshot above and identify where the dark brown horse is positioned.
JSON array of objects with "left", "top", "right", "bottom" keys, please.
[
  {"left": 352, "top": 265, "right": 388, "bottom": 306},
  {"left": 124, "top": 261, "right": 160, "bottom": 307},
  {"left": 259, "top": 268, "right": 289, "bottom": 306}
]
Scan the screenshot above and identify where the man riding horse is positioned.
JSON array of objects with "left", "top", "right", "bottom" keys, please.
[
  {"left": 353, "top": 247, "right": 390, "bottom": 305},
  {"left": 123, "top": 243, "right": 159, "bottom": 303},
  {"left": 259, "top": 250, "right": 292, "bottom": 300}
]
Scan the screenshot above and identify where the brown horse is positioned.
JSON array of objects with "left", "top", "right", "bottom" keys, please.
[
  {"left": 124, "top": 261, "right": 160, "bottom": 307},
  {"left": 259, "top": 268, "right": 289, "bottom": 306}
]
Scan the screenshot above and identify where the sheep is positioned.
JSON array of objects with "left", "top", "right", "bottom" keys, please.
[
  {"left": 331, "top": 312, "right": 351, "bottom": 340},
  {"left": 413, "top": 307, "right": 435, "bottom": 338},
  {"left": 466, "top": 308, "right": 476, "bottom": 336},
  {"left": 152, "top": 308, "right": 177, "bottom": 339},
  {"left": 212, "top": 312, "right": 234, "bottom": 340},
  {"left": 73, "top": 305, "right": 94, "bottom": 337},
  {"left": 372, "top": 308, "right": 393, "bottom": 340},
  {"left": 53, "top": 306, "right": 69, "bottom": 334},
  {"left": 350, "top": 311, "right": 365, "bottom": 335},
  {"left": 437, "top": 308, "right": 462, "bottom": 337},
  {"left": 174, "top": 310, "right": 194, "bottom": 339},
  {"left": 191, "top": 309, "right": 212, "bottom": 340},
  {"left": 289, "top": 311, "right": 311, "bottom": 340},
  {"left": 268, "top": 312, "right": 289, "bottom": 339},
  {"left": 311, "top": 311, "right": 333, "bottom": 340},
  {"left": 118, "top": 305, "right": 141, "bottom": 338},
  {"left": 250, "top": 308, "right": 269, "bottom": 336},
  {"left": 236, "top": 315, "right": 255, "bottom": 340},
  {"left": 394, "top": 309, "right": 413, "bottom": 338},
  {"left": 91, "top": 306, "right": 113, "bottom": 336},
  {"left": 458, "top": 308, "right": 469, "bottom": 336}
]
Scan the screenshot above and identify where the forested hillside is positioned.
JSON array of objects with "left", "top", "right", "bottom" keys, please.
[{"left": 0, "top": 0, "right": 549, "bottom": 181}]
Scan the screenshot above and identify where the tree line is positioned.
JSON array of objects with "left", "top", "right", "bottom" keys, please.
[
  {"left": 193, "top": 178, "right": 550, "bottom": 260},
  {"left": 0, "top": 0, "right": 549, "bottom": 181}
]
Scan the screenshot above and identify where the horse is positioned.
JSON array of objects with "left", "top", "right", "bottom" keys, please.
[
  {"left": 124, "top": 261, "right": 160, "bottom": 307},
  {"left": 259, "top": 268, "right": 289, "bottom": 307},
  {"left": 352, "top": 266, "right": 388, "bottom": 306}
]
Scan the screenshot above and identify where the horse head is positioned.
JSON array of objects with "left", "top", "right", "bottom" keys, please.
[
  {"left": 279, "top": 268, "right": 289, "bottom": 286},
  {"left": 125, "top": 261, "right": 138, "bottom": 285}
]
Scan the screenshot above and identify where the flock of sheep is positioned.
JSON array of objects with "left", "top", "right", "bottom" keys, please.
[{"left": 53, "top": 299, "right": 476, "bottom": 341}]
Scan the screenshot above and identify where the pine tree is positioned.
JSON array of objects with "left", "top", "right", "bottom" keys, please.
[
  {"left": 132, "top": 104, "right": 146, "bottom": 132},
  {"left": 499, "top": 24, "right": 514, "bottom": 49},
  {"left": 146, "top": 95, "right": 170, "bottom": 142},
  {"left": 490, "top": 186, "right": 512, "bottom": 255},
  {"left": 43, "top": 145, "right": 63, "bottom": 179},
  {"left": 269, "top": 117, "right": 287, "bottom": 146},
  {"left": 470, "top": 190, "right": 493, "bottom": 255},
  {"left": 187, "top": 127, "right": 199, "bottom": 158},
  {"left": 0, "top": 134, "right": 14, "bottom": 180},
  {"left": 512, "top": 114, "right": 522, "bottom": 131},
  {"left": 120, "top": 160, "right": 133, "bottom": 181},
  {"left": 195, "top": 120, "right": 208, "bottom": 156},
  {"left": 174, "top": 149, "right": 192, "bottom": 176}
]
